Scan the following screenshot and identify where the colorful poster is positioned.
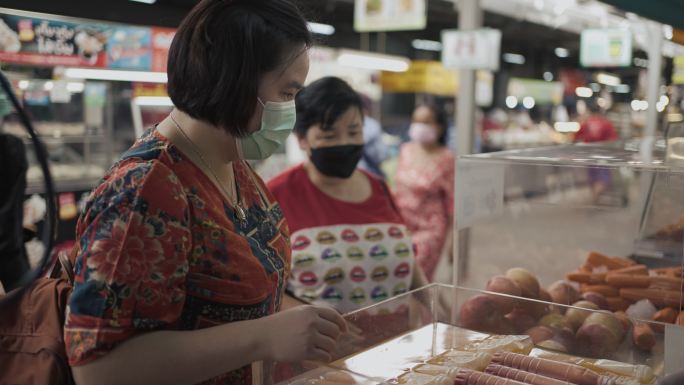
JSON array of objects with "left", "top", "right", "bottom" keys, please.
[
  {"left": 354, "top": 0, "right": 426, "bottom": 32},
  {"left": 0, "top": 14, "right": 107, "bottom": 67},
  {"left": 107, "top": 26, "right": 152, "bottom": 70},
  {"left": 151, "top": 27, "right": 175, "bottom": 73}
]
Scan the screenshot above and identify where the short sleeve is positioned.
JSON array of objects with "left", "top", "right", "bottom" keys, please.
[{"left": 65, "top": 160, "right": 191, "bottom": 366}]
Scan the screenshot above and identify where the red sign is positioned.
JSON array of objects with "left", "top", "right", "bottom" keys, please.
[{"left": 151, "top": 27, "right": 175, "bottom": 73}]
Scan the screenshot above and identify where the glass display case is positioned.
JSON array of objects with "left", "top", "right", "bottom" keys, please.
[
  {"left": 2, "top": 78, "right": 115, "bottom": 194},
  {"left": 266, "top": 285, "right": 670, "bottom": 385},
  {"left": 453, "top": 138, "right": 684, "bottom": 294}
]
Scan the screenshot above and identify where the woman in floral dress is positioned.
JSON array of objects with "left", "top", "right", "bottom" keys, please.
[
  {"left": 394, "top": 105, "right": 455, "bottom": 282},
  {"left": 65, "top": 2, "right": 346, "bottom": 385}
]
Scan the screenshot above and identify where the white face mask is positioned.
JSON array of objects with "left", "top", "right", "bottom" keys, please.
[{"left": 237, "top": 98, "right": 296, "bottom": 160}]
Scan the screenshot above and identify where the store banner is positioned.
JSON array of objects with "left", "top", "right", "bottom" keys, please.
[
  {"left": 0, "top": 14, "right": 108, "bottom": 67},
  {"left": 580, "top": 29, "right": 632, "bottom": 68},
  {"left": 354, "top": 0, "right": 426, "bottom": 32},
  {"left": 151, "top": 27, "right": 175, "bottom": 73},
  {"left": 441, "top": 29, "right": 501, "bottom": 71},
  {"left": 107, "top": 26, "right": 152, "bottom": 71},
  {"left": 0, "top": 12, "right": 176, "bottom": 72}
]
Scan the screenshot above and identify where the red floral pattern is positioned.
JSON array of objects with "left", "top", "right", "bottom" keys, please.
[{"left": 65, "top": 129, "right": 291, "bottom": 385}]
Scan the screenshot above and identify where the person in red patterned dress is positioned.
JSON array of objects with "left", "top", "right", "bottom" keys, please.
[
  {"left": 65, "top": 2, "right": 346, "bottom": 385},
  {"left": 394, "top": 105, "right": 455, "bottom": 282}
]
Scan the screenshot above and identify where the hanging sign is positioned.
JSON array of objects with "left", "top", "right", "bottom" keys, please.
[
  {"left": 441, "top": 29, "right": 501, "bottom": 71},
  {"left": 354, "top": 0, "right": 426, "bottom": 32},
  {"left": 580, "top": 29, "right": 632, "bottom": 68}
]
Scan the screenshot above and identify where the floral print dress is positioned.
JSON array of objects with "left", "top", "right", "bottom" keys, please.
[
  {"left": 393, "top": 143, "right": 454, "bottom": 281},
  {"left": 64, "top": 129, "right": 291, "bottom": 385}
]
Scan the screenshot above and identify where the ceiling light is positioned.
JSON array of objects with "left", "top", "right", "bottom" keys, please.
[
  {"left": 66, "top": 82, "right": 85, "bottom": 93},
  {"left": 554, "top": 47, "right": 569, "bottom": 58},
  {"left": 129, "top": 0, "right": 156, "bottom": 3},
  {"left": 554, "top": 122, "right": 580, "bottom": 133},
  {"left": 64, "top": 68, "right": 168, "bottom": 83},
  {"left": 308, "top": 22, "right": 335, "bottom": 36},
  {"left": 133, "top": 96, "right": 174, "bottom": 107},
  {"left": 575, "top": 87, "right": 593, "bottom": 98},
  {"left": 660, "top": 95, "right": 670, "bottom": 105},
  {"left": 505, "top": 96, "right": 518, "bottom": 109},
  {"left": 412, "top": 39, "right": 442, "bottom": 52},
  {"left": 18, "top": 80, "right": 29, "bottom": 90},
  {"left": 43, "top": 81, "right": 54, "bottom": 91},
  {"left": 614, "top": 84, "right": 630, "bottom": 93},
  {"left": 596, "top": 72, "right": 620, "bottom": 87},
  {"left": 664, "top": 25, "right": 674, "bottom": 40},
  {"left": 631, "top": 100, "right": 648, "bottom": 111},
  {"left": 337, "top": 51, "right": 410, "bottom": 72},
  {"left": 503, "top": 53, "right": 525, "bottom": 65},
  {"left": 543, "top": 72, "right": 553, "bottom": 81},
  {"left": 523, "top": 96, "right": 535, "bottom": 109}
]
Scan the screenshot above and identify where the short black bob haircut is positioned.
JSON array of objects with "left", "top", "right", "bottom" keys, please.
[
  {"left": 167, "top": 0, "right": 312, "bottom": 137},
  {"left": 415, "top": 103, "right": 449, "bottom": 146},
  {"left": 293, "top": 77, "right": 363, "bottom": 138}
]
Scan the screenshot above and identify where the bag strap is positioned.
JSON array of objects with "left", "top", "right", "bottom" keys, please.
[{"left": 48, "top": 244, "right": 78, "bottom": 285}]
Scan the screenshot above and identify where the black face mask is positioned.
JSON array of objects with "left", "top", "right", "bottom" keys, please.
[{"left": 310, "top": 144, "right": 364, "bottom": 178}]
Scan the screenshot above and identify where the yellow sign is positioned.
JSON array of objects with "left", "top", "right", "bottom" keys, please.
[
  {"left": 380, "top": 60, "right": 458, "bottom": 96},
  {"left": 132, "top": 82, "right": 168, "bottom": 98},
  {"left": 673, "top": 56, "right": 684, "bottom": 85}
]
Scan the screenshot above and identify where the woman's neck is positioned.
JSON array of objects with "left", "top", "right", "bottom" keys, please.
[
  {"left": 304, "top": 161, "right": 350, "bottom": 189},
  {"left": 416, "top": 142, "right": 443, "bottom": 154},
  {"left": 160, "top": 108, "right": 240, "bottom": 167}
]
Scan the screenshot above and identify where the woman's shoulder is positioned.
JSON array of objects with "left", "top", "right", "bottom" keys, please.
[
  {"left": 439, "top": 147, "right": 455, "bottom": 160},
  {"left": 266, "top": 163, "right": 306, "bottom": 196},
  {"left": 89, "top": 132, "right": 186, "bottom": 211}
]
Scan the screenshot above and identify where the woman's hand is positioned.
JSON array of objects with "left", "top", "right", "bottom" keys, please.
[{"left": 261, "top": 305, "right": 348, "bottom": 363}]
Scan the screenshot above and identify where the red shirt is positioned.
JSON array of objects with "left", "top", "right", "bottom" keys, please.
[
  {"left": 268, "top": 165, "right": 414, "bottom": 313},
  {"left": 575, "top": 115, "right": 618, "bottom": 143}
]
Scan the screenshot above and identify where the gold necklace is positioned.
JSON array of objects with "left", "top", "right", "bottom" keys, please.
[{"left": 169, "top": 114, "right": 247, "bottom": 222}]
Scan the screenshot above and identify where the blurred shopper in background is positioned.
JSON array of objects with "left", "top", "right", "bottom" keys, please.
[
  {"left": 0, "top": 133, "right": 29, "bottom": 293},
  {"left": 269, "top": 77, "right": 427, "bottom": 315},
  {"left": 358, "top": 94, "right": 389, "bottom": 178},
  {"left": 394, "top": 104, "right": 455, "bottom": 282},
  {"left": 575, "top": 100, "right": 619, "bottom": 201},
  {"left": 575, "top": 100, "right": 618, "bottom": 144}
]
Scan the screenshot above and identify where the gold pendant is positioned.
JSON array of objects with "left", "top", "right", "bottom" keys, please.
[{"left": 236, "top": 205, "right": 247, "bottom": 222}]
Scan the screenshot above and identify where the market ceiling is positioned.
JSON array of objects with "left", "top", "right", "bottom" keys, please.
[{"left": 600, "top": 0, "right": 684, "bottom": 30}]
